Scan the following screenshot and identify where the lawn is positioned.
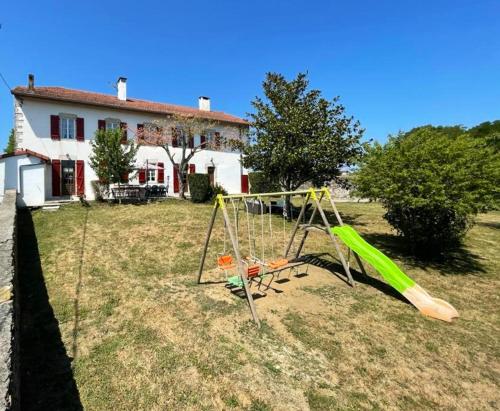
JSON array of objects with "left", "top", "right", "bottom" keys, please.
[{"left": 19, "top": 200, "right": 499, "bottom": 410}]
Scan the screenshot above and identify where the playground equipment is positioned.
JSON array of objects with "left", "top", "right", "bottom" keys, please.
[{"left": 197, "top": 187, "right": 459, "bottom": 326}]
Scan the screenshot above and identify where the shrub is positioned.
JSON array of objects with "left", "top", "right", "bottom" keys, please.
[
  {"left": 248, "top": 172, "right": 280, "bottom": 193},
  {"left": 354, "top": 126, "right": 499, "bottom": 257},
  {"left": 209, "top": 183, "right": 228, "bottom": 201},
  {"left": 188, "top": 173, "right": 211, "bottom": 203}
]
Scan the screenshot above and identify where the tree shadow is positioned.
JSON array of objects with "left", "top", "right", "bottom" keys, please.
[
  {"left": 298, "top": 253, "right": 409, "bottom": 304},
  {"left": 308, "top": 210, "right": 366, "bottom": 227},
  {"left": 360, "top": 232, "right": 486, "bottom": 276},
  {"left": 18, "top": 209, "right": 82, "bottom": 411},
  {"left": 476, "top": 220, "right": 500, "bottom": 230}
]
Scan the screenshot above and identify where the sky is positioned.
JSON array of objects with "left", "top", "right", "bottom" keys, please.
[{"left": 1, "top": 0, "right": 499, "bottom": 150}]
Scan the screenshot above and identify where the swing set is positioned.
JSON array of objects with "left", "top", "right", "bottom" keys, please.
[{"left": 197, "top": 187, "right": 355, "bottom": 327}]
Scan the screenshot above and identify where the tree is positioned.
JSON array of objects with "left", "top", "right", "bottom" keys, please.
[
  {"left": 4, "top": 129, "right": 16, "bottom": 154},
  {"left": 242, "top": 72, "right": 365, "bottom": 210},
  {"left": 89, "top": 128, "right": 138, "bottom": 189},
  {"left": 353, "top": 126, "right": 500, "bottom": 257},
  {"left": 141, "top": 114, "right": 244, "bottom": 199}
]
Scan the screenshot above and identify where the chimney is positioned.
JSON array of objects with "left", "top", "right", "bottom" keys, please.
[
  {"left": 117, "top": 77, "right": 127, "bottom": 101},
  {"left": 28, "top": 74, "right": 35, "bottom": 90},
  {"left": 198, "top": 96, "right": 210, "bottom": 111}
]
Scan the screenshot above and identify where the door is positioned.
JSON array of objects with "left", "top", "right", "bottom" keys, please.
[
  {"left": 20, "top": 164, "right": 45, "bottom": 206},
  {"left": 207, "top": 166, "right": 215, "bottom": 187},
  {"left": 241, "top": 174, "right": 249, "bottom": 194},
  {"left": 61, "top": 160, "right": 75, "bottom": 196}
]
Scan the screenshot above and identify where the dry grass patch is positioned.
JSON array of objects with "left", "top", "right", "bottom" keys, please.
[{"left": 24, "top": 200, "right": 500, "bottom": 410}]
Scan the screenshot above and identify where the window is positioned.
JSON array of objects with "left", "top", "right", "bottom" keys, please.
[
  {"left": 106, "top": 119, "right": 120, "bottom": 131},
  {"left": 60, "top": 116, "right": 75, "bottom": 139},
  {"left": 147, "top": 169, "right": 156, "bottom": 182}
]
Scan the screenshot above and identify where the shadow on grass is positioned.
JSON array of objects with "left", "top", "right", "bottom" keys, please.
[
  {"left": 308, "top": 210, "right": 366, "bottom": 227},
  {"left": 361, "top": 232, "right": 486, "bottom": 275},
  {"left": 299, "top": 253, "right": 409, "bottom": 304},
  {"left": 18, "top": 209, "right": 82, "bottom": 411}
]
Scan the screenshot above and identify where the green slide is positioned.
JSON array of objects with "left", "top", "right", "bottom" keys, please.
[{"left": 331, "top": 225, "right": 415, "bottom": 294}]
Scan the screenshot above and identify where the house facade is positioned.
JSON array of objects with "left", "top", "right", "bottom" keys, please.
[{"left": 2, "top": 76, "right": 250, "bottom": 206}]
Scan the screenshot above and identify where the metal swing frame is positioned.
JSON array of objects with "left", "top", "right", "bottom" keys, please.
[{"left": 196, "top": 187, "right": 366, "bottom": 326}]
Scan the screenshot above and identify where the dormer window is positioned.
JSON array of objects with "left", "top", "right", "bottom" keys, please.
[{"left": 60, "top": 115, "right": 76, "bottom": 139}]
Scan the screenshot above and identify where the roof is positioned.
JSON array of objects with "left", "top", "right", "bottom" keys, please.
[
  {"left": 0, "top": 149, "right": 50, "bottom": 162},
  {"left": 12, "top": 86, "right": 249, "bottom": 126}
]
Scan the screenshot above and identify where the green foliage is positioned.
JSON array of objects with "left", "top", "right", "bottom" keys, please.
[
  {"left": 354, "top": 126, "right": 500, "bottom": 256},
  {"left": 188, "top": 173, "right": 211, "bottom": 203},
  {"left": 209, "top": 183, "right": 228, "bottom": 201},
  {"left": 89, "top": 129, "right": 138, "bottom": 187},
  {"left": 248, "top": 172, "right": 280, "bottom": 193},
  {"left": 242, "top": 72, "right": 365, "bottom": 191},
  {"left": 4, "top": 129, "right": 16, "bottom": 154}
]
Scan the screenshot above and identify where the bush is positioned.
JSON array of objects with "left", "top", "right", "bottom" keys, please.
[
  {"left": 209, "top": 183, "right": 228, "bottom": 201},
  {"left": 248, "top": 172, "right": 280, "bottom": 193},
  {"left": 354, "top": 126, "right": 499, "bottom": 257},
  {"left": 188, "top": 173, "right": 211, "bottom": 203}
]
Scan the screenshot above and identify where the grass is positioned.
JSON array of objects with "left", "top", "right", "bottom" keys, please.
[{"left": 20, "top": 199, "right": 500, "bottom": 410}]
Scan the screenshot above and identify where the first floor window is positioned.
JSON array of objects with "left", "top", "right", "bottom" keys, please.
[
  {"left": 106, "top": 120, "right": 120, "bottom": 131},
  {"left": 147, "top": 169, "right": 156, "bottom": 182},
  {"left": 61, "top": 116, "right": 75, "bottom": 139}
]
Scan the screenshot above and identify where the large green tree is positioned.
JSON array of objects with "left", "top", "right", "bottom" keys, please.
[
  {"left": 354, "top": 125, "right": 499, "bottom": 257},
  {"left": 89, "top": 128, "right": 138, "bottom": 187},
  {"left": 242, "top": 72, "right": 365, "bottom": 194},
  {"left": 4, "top": 129, "right": 16, "bottom": 154}
]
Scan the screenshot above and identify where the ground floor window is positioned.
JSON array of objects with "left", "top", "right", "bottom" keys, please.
[{"left": 147, "top": 169, "right": 156, "bottom": 182}]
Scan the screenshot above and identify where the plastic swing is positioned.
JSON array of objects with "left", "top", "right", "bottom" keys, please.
[{"left": 217, "top": 200, "right": 238, "bottom": 279}]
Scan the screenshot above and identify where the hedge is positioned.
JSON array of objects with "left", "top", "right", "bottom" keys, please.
[
  {"left": 248, "top": 172, "right": 280, "bottom": 194},
  {"left": 188, "top": 173, "right": 211, "bottom": 203}
]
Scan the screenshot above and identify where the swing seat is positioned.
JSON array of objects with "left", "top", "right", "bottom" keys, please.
[
  {"left": 268, "top": 258, "right": 289, "bottom": 269},
  {"left": 227, "top": 265, "right": 261, "bottom": 288},
  {"left": 218, "top": 255, "right": 236, "bottom": 270}
]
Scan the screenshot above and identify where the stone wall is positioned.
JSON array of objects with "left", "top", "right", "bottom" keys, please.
[{"left": 0, "top": 190, "right": 19, "bottom": 410}]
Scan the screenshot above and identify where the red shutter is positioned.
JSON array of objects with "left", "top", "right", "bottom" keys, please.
[
  {"left": 241, "top": 174, "right": 249, "bottom": 194},
  {"left": 121, "top": 172, "right": 129, "bottom": 183},
  {"left": 137, "top": 124, "right": 144, "bottom": 142},
  {"left": 157, "top": 162, "right": 164, "bottom": 183},
  {"left": 76, "top": 117, "right": 84, "bottom": 141},
  {"left": 139, "top": 168, "right": 146, "bottom": 184},
  {"left": 120, "top": 122, "right": 128, "bottom": 144},
  {"left": 188, "top": 137, "right": 194, "bottom": 149},
  {"left": 173, "top": 164, "right": 179, "bottom": 193},
  {"left": 189, "top": 164, "right": 195, "bottom": 174},
  {"left": 52, "top": 160, "right": 61, "bottom": 196},
  {"left": 76, "top": 160, "right": 85, "bottom": 195},
  {"left": 200, "top": 135, "right": 206, "bottom": 149},
  {"left": 50, "top": 115, "right": 60, "bottom": 140},
  {"left": 171, "top": 128, "right": 178, "bottom": 147},
  {"left": 98, "top": 119, "right": 106, "bottom": 131}
]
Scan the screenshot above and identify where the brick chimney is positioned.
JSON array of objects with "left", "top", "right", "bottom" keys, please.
[
  {"left": 117, "top": 77, "right": 127, "bottom": 101},
  {"left": 198, "top": 96, "right": 210, "bottom": 111},
  {"left": 28, "top": 74, "right": 35, "bottom": 90}
]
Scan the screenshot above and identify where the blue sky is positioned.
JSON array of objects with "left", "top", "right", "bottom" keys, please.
[{"left": 1, "top": 0, "right": 499, "bottom": 149}]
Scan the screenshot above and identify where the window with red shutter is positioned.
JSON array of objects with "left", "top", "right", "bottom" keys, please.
[
  {"left": 76, "top": 118, "right": 84, "bottom": 141},
  {"left": 189, "top": 164, "right": 196, "bottom": 174},
  {"left": 158, "top": 162, "right": 165, "bottom": 183},
  {"left": 139, "top": 168, "right": 146, "bottom": 184},
  {"left": 173, "top": 164, "right": 179, "bottom": 193},
  {"left": 52, "top": 160, "right": 61, "bottom": 196},
  {"left": 121, "top": 172, "right": 129, "bottom": 183},
  {"left": 120, "top": 122, "right": 128, "bottom": 144},
  {"left": 188, "top": 137, "right": 194, "bottom": 149},
  {"left": 51, "top": 115, "right": 60, "bottom": 140},
  {"left": 137, "top": 124, "right": 144, "bottom": 142},
  {"left": 98, "top": 119, "right": 106, "bottom": 131},
  {"left": 76, "top": 160, "right": 85, "bottom": 195},
  {"left": 200, "top": 135, "right": 206, "bottom": 149}
]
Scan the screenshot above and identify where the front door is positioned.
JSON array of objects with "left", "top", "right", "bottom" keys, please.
[
  {"left": 207, "top": 166, "right": 215, "bottom": 187},
  {"left": 61, "top": 160, "right": 75, "bottom": 196}
]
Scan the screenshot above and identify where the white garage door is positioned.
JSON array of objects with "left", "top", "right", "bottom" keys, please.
[{"left": 20, "top": 164, "right": 45, "bottom": 207}]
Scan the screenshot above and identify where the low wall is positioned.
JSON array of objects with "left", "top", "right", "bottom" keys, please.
[{"left": 0, "top": 190, "right": 18, "bottom": 410}]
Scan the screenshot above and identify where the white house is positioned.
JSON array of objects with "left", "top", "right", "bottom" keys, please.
[{"left": 1, "top": 75, "right": 250, "bottom": 206}]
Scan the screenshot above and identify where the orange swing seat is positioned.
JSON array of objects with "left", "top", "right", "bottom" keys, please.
[
  {"left": 268, "top": 258, "right": 289, "bottom": 270},
  {"left": 218, "top": 255, "right": 236, "bottom": 270}
]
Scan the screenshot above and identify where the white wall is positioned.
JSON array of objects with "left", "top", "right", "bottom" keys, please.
[{"left": 16, "top": 97, "right": 248, "bottom": 200}]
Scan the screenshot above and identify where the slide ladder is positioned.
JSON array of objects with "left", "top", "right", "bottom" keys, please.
[{"left": 332, "top": 225, "right": 459, "bottom": 322}]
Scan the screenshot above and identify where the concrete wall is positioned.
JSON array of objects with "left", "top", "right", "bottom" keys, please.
[
  {"left": 15, "top": 97, "right": 248, "bottom": 200},
  {"left": 0, "top": 190, "right": 19, "bottom": 410}
]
